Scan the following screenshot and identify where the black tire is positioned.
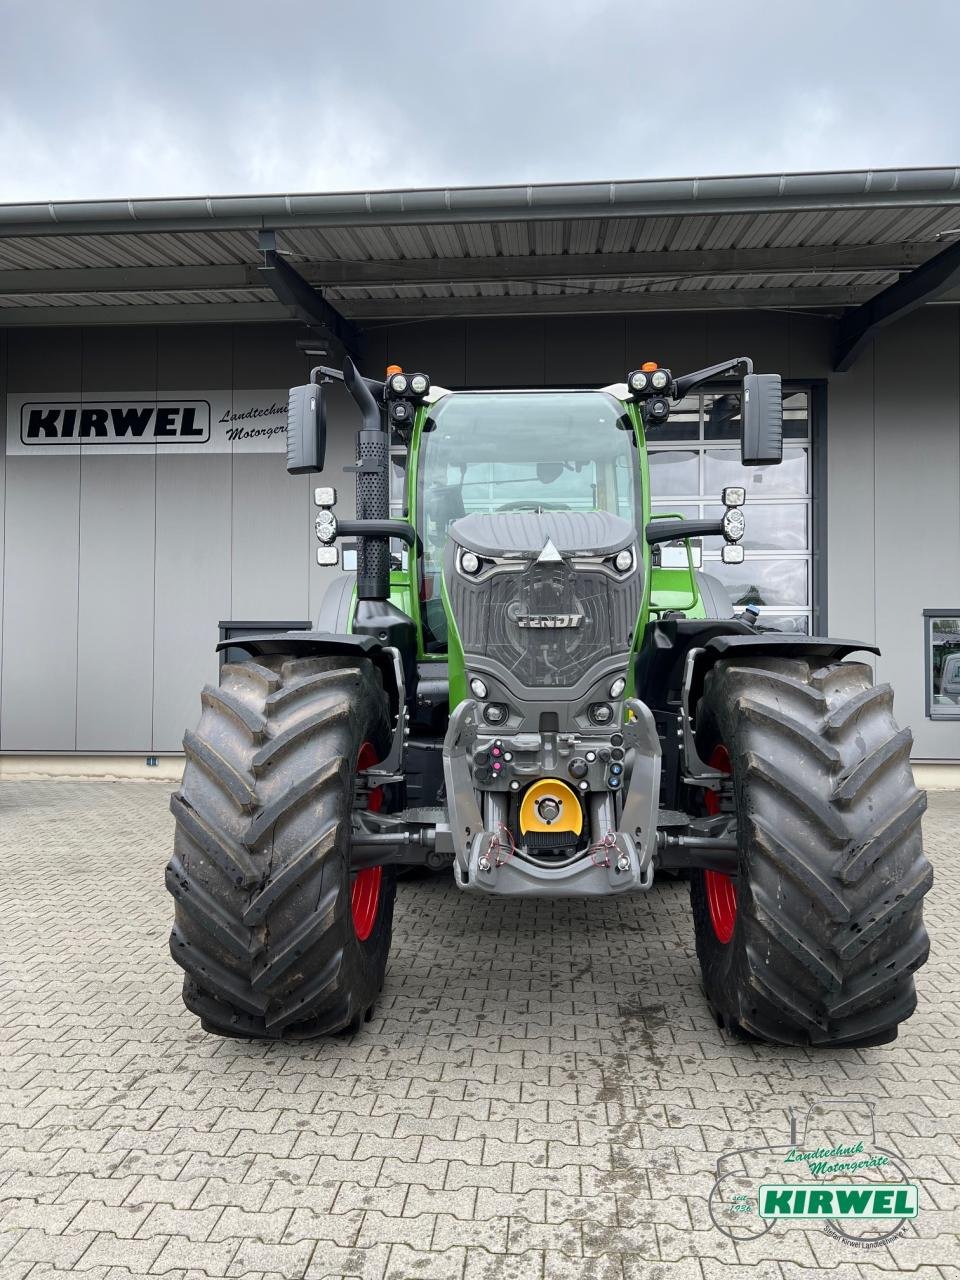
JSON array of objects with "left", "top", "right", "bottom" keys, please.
[
  {"left": 166, "top": 654, "right": 396, "bottom": 1039},
  {"left": 689, "top": 657, "right": 932, "bottom": 1047}
]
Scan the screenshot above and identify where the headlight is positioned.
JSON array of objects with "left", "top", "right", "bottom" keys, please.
[
  {"left": 390, "top": 373, "right": 409, "bottom": 394},
  {"left": 589, "top": 702, "right": 613, "bottom": 725},
  {"left": 651, "top": 369, "right": 669, "bottom": 390},
  {"left": 722, "top": 485, "right": 746, "bottom": 507},
  {"left": 460, "top": 550, "right": 480, "bottom": 575},
  {"left": 722, "top": 508, "right": 746, "bottom": 543},
  {"left": 484, "top": 702, "right": 508, "bottom": 725},
  {"left": 410, "top": 373, "right": 429, "bottom": 395},
  {"left": 628, "top": 371, "right": 648, "bottom": 393},
  {"left": 614, "top": 548, "right": 633, "bottom": 573},
  {"left": 470, "top": 678, "right": 488, "bottom": 699},
  {"left": 315, "top": 510, "right": 337, "bottom": 543},
  {"left": 609, "top": 677, "right": 626, "bottom": 698}
]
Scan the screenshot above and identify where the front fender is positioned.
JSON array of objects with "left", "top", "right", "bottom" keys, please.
[
  {"left": 215, "top": 630, "right": 404, "bottom": 723},
  {"left": 687, "top": 632, "right": 881, "bottom": 710}
]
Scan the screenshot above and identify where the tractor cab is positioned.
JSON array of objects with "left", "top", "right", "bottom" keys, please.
[{"left": 416, "top": 390, "right": 641, "bottom": 652}]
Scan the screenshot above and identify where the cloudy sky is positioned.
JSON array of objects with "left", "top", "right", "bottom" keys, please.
[{"left": 2, "top": 0, "right": 958, "bottom": 202}]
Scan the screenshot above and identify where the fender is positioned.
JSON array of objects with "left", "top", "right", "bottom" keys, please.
[
  {"left": 686, "top": 631, "right": 881, "bottom": 711},
  {"left": 634, "top": 619, "right": 880, "bottom": 712},
  {"left": 214, "top": 630, "right": 404, "bottom": 725}
]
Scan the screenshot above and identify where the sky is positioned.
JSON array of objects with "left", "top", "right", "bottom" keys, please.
[{"left": 1, "top": 0, "right": 959, "bottom": 202}]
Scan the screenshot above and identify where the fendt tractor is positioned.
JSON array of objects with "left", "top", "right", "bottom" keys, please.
[{"left": 166, "top": 355, "right": 932, "bottom": 1047}]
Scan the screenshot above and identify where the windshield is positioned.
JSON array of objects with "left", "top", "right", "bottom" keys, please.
[{"left": 417, "top": 391, "right": 639, "bottom": 649}]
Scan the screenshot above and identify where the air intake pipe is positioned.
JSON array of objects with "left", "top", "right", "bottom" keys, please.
[{"left": 343, "top": 357, "right": 391, "bottom": 602}]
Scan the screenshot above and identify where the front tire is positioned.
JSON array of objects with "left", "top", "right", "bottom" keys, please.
[
  {"left": 166, "top": 654, "right": 396, "bottom": 1039},
  {"left": 690, "top": 658, "right": 932, "bottom": 1047}
]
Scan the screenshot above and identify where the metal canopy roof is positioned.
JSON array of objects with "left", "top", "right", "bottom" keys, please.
[{"left": 1, "top": 166, "right": 960, "bottom": 327}]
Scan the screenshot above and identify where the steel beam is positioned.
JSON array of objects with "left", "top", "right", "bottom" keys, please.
[
  {"left": 833, "top": 236, "right": 960, "bottom": 370},
  {"left": 0, "top": 264, "right": 259, "bottom": 293},
  {"left": 338, "top": 285, "right": 873, "bottom": 319},
  {"left": 301, "top": 242, "right": 927, "bottom": 288},
  {"left": 257, "top": 232, "right": 361, "bottom": 357},
  {"left": 0, "top": 241, "right": 935, "bottom": 297},
  {"left": 3, "top": 286, "right": 959, "bottom": 328},
  {"left": 0, "top": 302, "right": 291, "bottom": 326}
]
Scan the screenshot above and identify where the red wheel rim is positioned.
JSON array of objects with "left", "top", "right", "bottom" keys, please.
[
  {"left": 703, "top": 744, "right": 737, "bottom": 944},
  {"left": 352, "top": 742, "right": 383, "bottom": 942}
]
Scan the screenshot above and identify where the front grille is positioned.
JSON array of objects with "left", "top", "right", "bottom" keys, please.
[{"left": 447, "top": 557, "right": 641, "bottom": 688}]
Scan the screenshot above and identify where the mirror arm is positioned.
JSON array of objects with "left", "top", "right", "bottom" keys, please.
[
  {"left": 337, "top": 519, "right": 421, "bottom": 554},
  {"left": 645, "top": 518, "right": 724, "bottom": 546},
  {"left": 672, "top": 356, "right": 753, "bottom": 400},
  {"left": 312, "top": 364, "right": 386, "bottom": 401}
]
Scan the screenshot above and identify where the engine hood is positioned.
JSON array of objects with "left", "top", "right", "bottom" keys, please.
[{"left": 450, "top": 510, "right": 635, "bottom": 559}]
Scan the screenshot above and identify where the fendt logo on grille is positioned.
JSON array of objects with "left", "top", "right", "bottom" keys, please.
[
  {"left": 20, "top": 400, "right": 211, "bottom": 445},
  {"left": 516, "top": 614, "right": 583, "bottom": 629}
]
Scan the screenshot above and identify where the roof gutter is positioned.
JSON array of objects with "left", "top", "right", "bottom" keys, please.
[{"left": 2, "top": 167, "right": 960, "bottom": 238}]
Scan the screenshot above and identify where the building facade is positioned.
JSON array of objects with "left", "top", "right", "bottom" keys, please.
[{"left": 1, "top": 170, "right": 959, "bottom": 768}]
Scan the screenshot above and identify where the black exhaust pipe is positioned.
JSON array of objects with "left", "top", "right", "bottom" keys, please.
[{"left": 342, "top": 357, "right": 418, "bottom": 697}]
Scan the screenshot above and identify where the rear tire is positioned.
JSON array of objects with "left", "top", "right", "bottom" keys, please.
[
  {"left": 689, "top": 658, "right": 932, "bottom": 1047},
  {"left": 166, "top": 654, "right": 396, "bottom": 1039}
]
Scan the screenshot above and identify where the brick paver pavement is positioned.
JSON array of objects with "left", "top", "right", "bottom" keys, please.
[{"left": 0, "top": 779, "right": 957, "bottom": 1279}]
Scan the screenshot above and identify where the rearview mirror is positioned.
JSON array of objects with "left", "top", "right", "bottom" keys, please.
[
  {"left": 740, "top": 373, "right": 783, "bottom": 466},
  {"left": 285, "top": 383, "right": 327, "bottom": 474}
]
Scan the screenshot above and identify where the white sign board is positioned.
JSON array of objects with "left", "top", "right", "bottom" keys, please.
[{"left": 6, "top": 391, "right": 290, "bottom": 455}]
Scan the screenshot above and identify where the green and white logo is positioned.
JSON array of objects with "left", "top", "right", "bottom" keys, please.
[
  {"left": 708, "top": 1098, "right": 918, "bottom": 1249},
  {"left": 759, "top": 1183, "right": 919, "bottom": 1218}
]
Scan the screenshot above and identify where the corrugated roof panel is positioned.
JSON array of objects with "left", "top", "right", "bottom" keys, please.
[
  {"left": 460, "top": 222, "right": 500, "bottom": 256},
  {"left": 496, "top": 221, "right": 530, "bottom": 256},
  {"left": 526, "top": 221, "right": 561, "bottom": 254},
  {"left": 302, "top": 226, "right": 367, "bottom": 259},
  {"left": 563, "top": 220, "right": 599, "bottom": 253},
  {"left": 699, "top": 214, "right": 753, "bottom": 250},
  {"left": 630, "top": 217, "right": 671, "bottom": 251},
  {"left": 390, "top": 224, "right": 435, "bottom": 259},
  {"left": 280, "top": 227, "right": 338, "bottom": 258},
  {"left": 667, "top": 215, "right": 713, "bottom": 251},
  {"left": 423, "top": 224, "right": 465, "bottom": 257}
]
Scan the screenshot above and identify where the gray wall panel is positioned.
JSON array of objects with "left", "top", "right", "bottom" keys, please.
[
  {"left": 544, "top": 316, "right": 626, "bottom": 386},
  {"left": 1, "top": 454, "right": 81, "bottom": 748},
  {"left": 81, "top": 327, "right": 158, "bottom": 392},
  {"left": 825, "top": 347, "right": 877, "bottom": 652},
  {"left": 153, "top": 455, "right": 232, "bottom": 750},
  {"left": 75, "top": 455, "right": 157, "bottom": 749},
  {"left": 873, "top": 310, "right": 960, "bottom": 759},
  {"left": 2, "top": 329, "right": 83, "bottom": 750},
  {"left": 230, "top": 454, "right": 311, "bottom": 620},
  {"left": 152, "top": 325, "right": 235, "bottom": 750},
  {"left": 627, "top": 313, "right": 709, "bottom": 375},
  {"left": 386, "top": 320, "right": 466, "bottom": 387},
  {"left": 0, "top": 332, "right": 6, "bottom": 726},
  {"left": 5, "top": 327, "right": 83, "bottom": 391},
  {"left": 466, "top": 318, "right": 546, "bottom": 386},
  {"left": 232, "top": 323, "right": 308, "bottom": 389},
  {"left": 158, "top": 325, "right": 233, "bottom": 386},
  {"left": 705, "top": 311, "right": 789, "bottom": 375},
  {"left": 75, "top": 329, "right": 159, "bottom": 749},
  {"left": 786, "top": 314, "right": 833, "bottom": 379}
]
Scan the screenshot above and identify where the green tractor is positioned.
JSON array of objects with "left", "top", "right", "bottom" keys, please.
[{"left": 166, "top": 355, "right": 931, "bottom": 1046}]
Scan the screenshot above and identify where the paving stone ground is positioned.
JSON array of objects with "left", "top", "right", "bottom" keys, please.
[{"left": 0, "top": 779, "right": 957, "bottom": 1280}]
